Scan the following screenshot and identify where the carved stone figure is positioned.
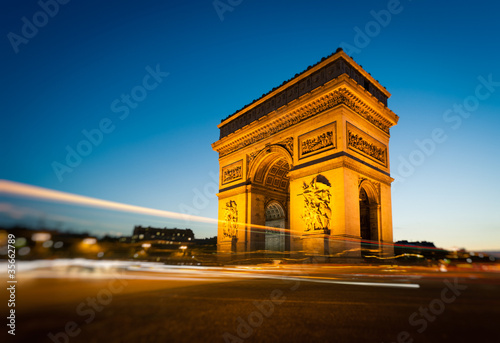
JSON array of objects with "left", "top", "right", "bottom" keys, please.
[
  {"left": 223, "top": 200, "right": 238, "bottom": 238},
  {"left": 300, "top": 177, "right": 332, "bottom": 231}
]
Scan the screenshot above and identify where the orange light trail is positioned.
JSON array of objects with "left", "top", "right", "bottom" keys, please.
[
  {"left": 0, "top": 179, "right": 217, "bottom": 224},
  {"left": 0, "top": 180, "right": 291, "bottom": 235},
  {"left": 0, "top": 180, "right": 440, "bottom": 251}
]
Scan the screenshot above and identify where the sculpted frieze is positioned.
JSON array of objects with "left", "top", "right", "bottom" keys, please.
[
  {"left": 299, "top": 123, "right": 336, "bottom": 159},
  {"left": 347, "top": 124, "right": 387, "bottom": 166},
  {"left": 222, "top": 160, "right": 243, "bottom": 184}
]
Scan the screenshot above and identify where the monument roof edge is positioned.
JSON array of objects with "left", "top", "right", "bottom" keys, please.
[{"left": 217, "top": 48, "right": 392, "bottom": 129}]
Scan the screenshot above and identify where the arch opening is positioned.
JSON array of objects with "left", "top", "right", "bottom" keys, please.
[
  {"left": 250, "top": 149, "right": 291, "bottom": 253},
  {"left": 265, "top": 201, "right": 286, "bottom": 252},
  {"left": 359, "top": 184, "right": 380, "bottom": 257}
]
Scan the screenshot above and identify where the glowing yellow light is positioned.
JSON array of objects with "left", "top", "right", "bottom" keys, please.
[
  {"left": 179, "top": 246, "right": 187, "bottom": 250},
  {"left": 142, "top": 243, "right": 151, "bottom": 248},
  {"left": 82, "top": 238, "right": 97, "bottom": 245},
  {"left": 32, "top": 233, "right": 51, "bottom": 242}
]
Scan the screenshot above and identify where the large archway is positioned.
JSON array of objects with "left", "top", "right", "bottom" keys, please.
[
  {"left": 359, "top": 181, "right": 380, "bottom": 257},
  {"left": 249, "top": 146, "right": 291, "bottom": 252},
  {"left": 249, "top": 146, "right": 292, "bottom": 189}
]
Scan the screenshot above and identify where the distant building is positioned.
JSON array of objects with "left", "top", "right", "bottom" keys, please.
[
  {"left": 194, "top": 236, "right": 217, "bottom": 246},
  {"left": 132, "top": 225, "right": 194, "bottom": 243},
  {"left": 395, "top": 240, "right": 436, "bottom": 249},
  {"left": 0, "top": 226, "right": 98, "bottom": 259},
  {"left": 394, "top": 240, "right": 448, "bottom": 260}
]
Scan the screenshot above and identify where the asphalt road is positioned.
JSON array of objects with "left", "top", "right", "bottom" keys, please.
[{"left": 4, "top": 263, "right": 500, "bottom": 343}]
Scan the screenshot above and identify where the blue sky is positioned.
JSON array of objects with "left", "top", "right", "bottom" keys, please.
[{"left": 1, "top": 0, "right": 499, "bottom": 250}]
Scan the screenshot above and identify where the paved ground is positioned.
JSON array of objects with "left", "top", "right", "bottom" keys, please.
[{"left": 3, "top": 262, "right": 500, "bottom": 343}]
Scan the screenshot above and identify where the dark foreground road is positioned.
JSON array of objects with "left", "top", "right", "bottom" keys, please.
[{"left": 4, "top": 262, "right": 500, "bottom": 343}]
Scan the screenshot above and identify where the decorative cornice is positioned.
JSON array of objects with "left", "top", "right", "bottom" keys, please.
[
  {"left": 333, "top": 159, "right": 394, "bottom": 186},
  {"left": 289, "top": 154, "right": 393, "bottom": 186},
  {"left": 216, "top": 87, "right": 391, "bottom": 158}
]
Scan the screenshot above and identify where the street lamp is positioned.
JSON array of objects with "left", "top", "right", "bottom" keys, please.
[
  {"left": 82, "top": 238, "right": 97, "bottom": 245},
  {"left": 32, "top": 233, "right": 51, "bottom": 242}
]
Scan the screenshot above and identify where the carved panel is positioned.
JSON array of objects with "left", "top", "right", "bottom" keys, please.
[
  {"left": 223, "top": 200, "right": 238, "bottom": 238},
  {"left": 222, "top": 160, "right": 243, "bottom": 185},
  {"left": 347, "top": 123, "right": 387, "bottom": 167},
  {"left": 300, "top": 176, "right": 332, "bottom": 232},
  {"left": 299, "top": 122, "right": 337, "bottom": 159}
]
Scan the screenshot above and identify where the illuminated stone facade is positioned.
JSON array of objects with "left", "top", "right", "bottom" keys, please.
[{"left": 212, "top": 49, "right": 399, "bottom": 258}]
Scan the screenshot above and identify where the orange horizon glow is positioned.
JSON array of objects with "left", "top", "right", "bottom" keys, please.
[{"left": 0, "top": 179, "right": 486, "bottom": 251}]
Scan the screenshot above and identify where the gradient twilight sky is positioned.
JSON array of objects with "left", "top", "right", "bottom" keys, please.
[{"left": 1, "top": 0, "right": 499, "bottom": 250}]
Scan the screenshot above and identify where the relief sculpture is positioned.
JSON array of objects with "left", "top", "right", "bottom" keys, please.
[
  {"left": 222, "top": 161, "right": 243, "bottom": 184},
  {"left": 347, "top": 130, "right": 386, "bottom": 164},
  {"left": 301, "top": 131, "right": 334, "bottom": 155},
  {"left": 223, "top": 200, "right": 238, "bottom": 238},
  {"left": 300, "top": 178, "right": 332, "bottom": 232}
]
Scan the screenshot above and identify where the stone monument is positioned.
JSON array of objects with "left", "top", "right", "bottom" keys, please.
[{"left": 212, "top": 48, "right": 399, "bottom": 259}]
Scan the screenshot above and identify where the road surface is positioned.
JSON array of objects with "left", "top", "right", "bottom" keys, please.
[{"left": 3, "top": 260, "right": 500, "bottom": 342}]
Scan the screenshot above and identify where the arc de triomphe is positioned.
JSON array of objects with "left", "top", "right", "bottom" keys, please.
[{"left": 212, "top": 48, "right": 399, "bottom": 259}]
